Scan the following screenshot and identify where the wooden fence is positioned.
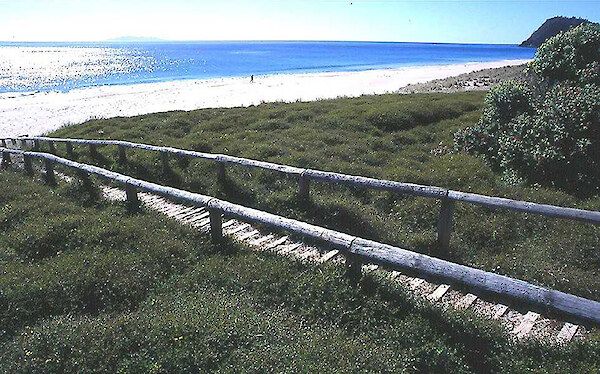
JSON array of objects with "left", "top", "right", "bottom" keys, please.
[
  {"left": 1, "top": 145, "right": 600, "bottom": 325},
  {"left": 4, "top": 135, "right": 600, "bottom": 256}
]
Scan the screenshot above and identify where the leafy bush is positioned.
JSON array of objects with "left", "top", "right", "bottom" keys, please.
[
  {"left": 529, "top": 22, "right": 600, "bottom": 83},
  {"left": 454, "top": 81, "right": 533, "bottom": 169},
  {"left": 455, "top": 23, "right": 600, "bottom": 194}
]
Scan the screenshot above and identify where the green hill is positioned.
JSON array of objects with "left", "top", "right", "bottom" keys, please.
[{"left": 520, "top": 16, "right": 590, "bottom": 47}]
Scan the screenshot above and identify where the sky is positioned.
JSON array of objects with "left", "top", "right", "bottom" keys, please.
[{"left": 1, "top": 0, "right": 599, "bottom": 44}]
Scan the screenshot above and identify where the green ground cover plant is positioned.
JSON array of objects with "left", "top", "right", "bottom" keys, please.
[
  {"left": 1, "top": 170, "right": 600, "bottom": 373},
  {"left": 48, "top": 91, "right": 600, "bottom": 303}
]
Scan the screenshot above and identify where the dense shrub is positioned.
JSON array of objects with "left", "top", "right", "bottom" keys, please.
[
  {"left": 455, "top": 23, "right": 600, "bottom": 194},
  {"left": 454, "top": 81, "right": 533, "bottom": 169},
  {"left": 529, "top": 23, "right": 600, "bottom": 83}
]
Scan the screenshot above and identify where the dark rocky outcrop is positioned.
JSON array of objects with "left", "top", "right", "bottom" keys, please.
[{"left": 520, "top": 16, "right": 590, "bottom": 48}]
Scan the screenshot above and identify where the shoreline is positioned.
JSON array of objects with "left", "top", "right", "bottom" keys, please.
[{"left": 0, "top": 59, "right": 529, "bottom": 137}]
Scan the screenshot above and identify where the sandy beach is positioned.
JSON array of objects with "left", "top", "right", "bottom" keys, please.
[{"left": 0, "top": 59, "right": 529, "bottom": 137}]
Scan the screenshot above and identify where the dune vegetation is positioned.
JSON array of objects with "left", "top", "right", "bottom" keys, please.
[
  {"left": 46, "top": 90, "right": 600, "bottom": 304},
  {"left": 1, "top": 170, "right": 600, "bottom": 373}
]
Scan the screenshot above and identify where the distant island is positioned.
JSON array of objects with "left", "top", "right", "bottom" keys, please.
[
  {"left": 106, "top": 36, "right": 164, "bottom": 42},
  {"left": 520, "top": 16, "right": 590, "bottom": 48}
]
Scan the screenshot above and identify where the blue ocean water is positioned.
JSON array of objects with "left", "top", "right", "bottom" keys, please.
[{"left": 0, "top": 41, "right": 535, "bottom": 93}]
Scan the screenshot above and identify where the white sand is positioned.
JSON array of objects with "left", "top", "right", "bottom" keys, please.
[{"left": 0, "top": 59, "right": 529, "bottom": 137}]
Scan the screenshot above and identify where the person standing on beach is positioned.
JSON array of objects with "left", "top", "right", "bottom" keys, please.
[{"left": 250, "top": 75, "right": 254, "bottom": 83}]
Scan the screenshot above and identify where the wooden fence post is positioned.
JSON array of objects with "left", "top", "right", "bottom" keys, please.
[
  {"left": 44, "top": 158, "right": 56, "bottom": 185},
  {"left": 11, "top": 139, "right": 16, "bottom": 146},
  {"left": 66, "top": 142, "right": 74, "bottom": 157},
  {"left": 20, "top": 139, "right": 27, "bottom": 149},
  {"left": 33, "top": 139, "right": 40, "bottom": 151},
  {"left": 216, "top": 162, "right": 226, "bottom": 183},
  {"left": 437, "top": 197, "right": 455, "bottom": 254},
  {"left": 125, "top": 182, "right": 139, "bottom": 210},
  {"left": 298, "top": 173, "right": 310, "bottom": 201},
  {"left": 1, "top": 139, "right": 5, "bottom": 148},
  {"left": 118, "top": 145, "right": 127, "bottom": 164},
  {"left": 89, "top": 144, "right": 98, "bottom": 159},
  {"left": 48, "top": 141, "right": 56, "bottom": 154},
  {"left": 161, "top": 152, "right": 170, "bottom": 174},
  {"left": 23, "top": 154, "right": 33, "bottom": 175},
  {"left": 77, "top": 169, "right": 92, "bottom": 190},
  {"left": 346, "top": 251, "right": 363, "bottom": 287},
  {"left": 209, "top": 208, "right": 223, "bottom": 243},
  {"left": 1, "top": 151, "right": 11, "bottom": 167}
]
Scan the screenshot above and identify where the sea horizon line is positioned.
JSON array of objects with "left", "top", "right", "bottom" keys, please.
[{"left": 0, "top": 39, "right": 530, "bottom": 47}]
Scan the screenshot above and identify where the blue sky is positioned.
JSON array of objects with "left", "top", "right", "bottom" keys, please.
[{"left": 1, "top": 0, "right": 599, "bottom": 43}]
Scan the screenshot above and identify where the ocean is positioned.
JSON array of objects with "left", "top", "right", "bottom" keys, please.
[{"left": 0, "top": 41, "right": 535, "bottom": 94}]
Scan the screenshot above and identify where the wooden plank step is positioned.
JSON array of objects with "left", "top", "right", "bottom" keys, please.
[
  {"left": 157, "top": 205, "right": 178, "bottom": 214},
  {"left": 237, "top": 230, "right": 260, "bottom": 241},
  {"left": 140, "top": 195, "right": 161, "bottom": 203},
  {"left": 184, "top": 211, "right": 210, "bottom": 223},
  {"left": 104, "top": 191, "right": 126, "bottom": 201},
  {"left": 456, "top": 293, "right": 478, "bottom": 310},
  {"left": 149, "top": 202, "right": 169, "bottom": 210},
  {"left": 170, "top": 206, "right": 196, "bottom": 217},
  {"left": 492, "top": 304, "right": 509, "bottom": 319},
  {"left": 428, "top": 284, "right": 450, "bottom": 302},
  {"left": 222, "top": 219, "right": 237, "bottom": 229},
  {"left": 513, "top": 311, "right": 540, "bottom": 339},
  {"left": 264, "top": 236, "right": 288, "bottom": 250},
  {"left": 185, "top": 211, "right": 210, "bottom": 223},
  {"left": 226, "top": 223, "right": 250, "bottom": 235},
  {"left": 192, "top": 218, "right": 211, "bottom": 228},
  {"left": 557, "top": 322, "right": 579, "bottom": 342},
  {"left": 250, "top": 234, "right": 274, "bottom": 247},
  {"left": 161, "top": 205, "right": 183, "bottom": 215},
  {"left": 173, "top": 210, "right": 201, "bottom": 221},
  {"left": 167, "top": 205, "right": 189, "bottom": 214},
  {"left": 177, "top": 208, "right": 205, "bottom": 220},
  {"left": 183, "top": 215, "right": 209, "bottom": 226},
  {"left": 320, "top": 249, "right": 340, "bottom": 263},
  {"left": 279, "top": 243, "right": 302, "bottom": 255}
]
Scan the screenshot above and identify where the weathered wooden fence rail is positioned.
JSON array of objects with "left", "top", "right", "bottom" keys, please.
[
  {"left": 4, "top": 136, "right": 600, "bottom": 255},
  {"left": 2, "top": 145, "right": 600, "bottom": 325}
]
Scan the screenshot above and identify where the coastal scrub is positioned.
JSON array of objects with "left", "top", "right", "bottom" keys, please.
[{"left": 455, "top": 23, "right": 600, "bottom": 195}]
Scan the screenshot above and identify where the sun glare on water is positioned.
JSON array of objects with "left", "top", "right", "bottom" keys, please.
[{"left": 0, "top": 46, "right": 157, "bottom": 93}]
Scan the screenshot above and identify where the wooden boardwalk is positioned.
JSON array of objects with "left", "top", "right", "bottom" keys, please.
[{"left": 102, "top": 183, "right": 587, "bottom": 343}]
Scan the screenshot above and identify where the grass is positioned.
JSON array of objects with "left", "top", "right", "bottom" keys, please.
[
  {"left": 46, "top": 91, "right": 600, "bottom": 303},
  {"left": 1, "top": 170, "right": 600, "bottom": 373}
]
